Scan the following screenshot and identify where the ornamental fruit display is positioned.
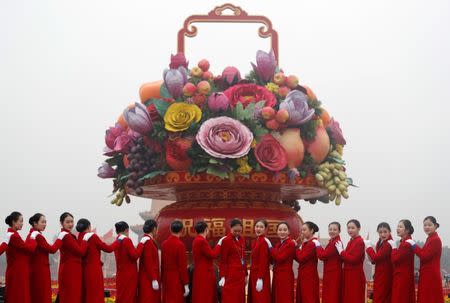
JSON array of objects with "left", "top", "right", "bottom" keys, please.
[{"left": 98, "top": 50, "right": 354, "bottom": 206}]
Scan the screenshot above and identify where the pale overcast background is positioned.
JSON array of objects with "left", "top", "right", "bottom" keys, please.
[{"left": 1, "top": 0, "right": 449, "bottom": 244}]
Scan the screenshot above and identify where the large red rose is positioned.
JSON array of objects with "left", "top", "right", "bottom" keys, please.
[
  {"left": 254, "top": 134, "right": 288, "bottom": 172},
  {"left": 223, "top": 83, "right": 277, "bottom": 108}
]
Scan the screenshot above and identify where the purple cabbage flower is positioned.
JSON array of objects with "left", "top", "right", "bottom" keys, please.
[
  {"left": 163, "top": 67, "right": 187, "bottom": 99},
  {"left": 279, "top": 90, "right": 315, "bottom": 126},
  {"left": 97, "top": 163, "right": 116, "bottom": 178},
  {"left": 123, "top": 102, "right": 152, "bottom": 135}
]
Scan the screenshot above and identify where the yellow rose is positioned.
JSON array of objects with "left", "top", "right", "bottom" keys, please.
[{"left": 164, "top": 102, "right": 202, "bottom": 132}]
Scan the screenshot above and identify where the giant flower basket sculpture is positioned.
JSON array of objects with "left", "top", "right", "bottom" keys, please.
[{"left": 98, "top": 3, "right": 354, "bottom": 250}]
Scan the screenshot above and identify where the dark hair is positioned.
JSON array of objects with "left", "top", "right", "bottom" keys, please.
[
  {"left": 304, "top": 221, "right": 319, "bottom": 233},
  {"left": 115, "top": 221, "right": 129, "bottom": 234},
  {"left": 60, "top": 212, "right": 74, "bottom": 224},
  {"left": 5, "top": 211, "right": 22, "bottom": 227},
  {"left": 329, "top": 221, "right": 341, "bottom": 231},
  {"left": 76, "top": 218, "right": 91, "bottom": 233},
  {"left": 347, "top": 219, "right": 361, "bottom": 229},
  {"left": 377, "top": 222, "right": 391, "bottom": 232},
  {"left": 399, "top": 219, "right": 414, "bottom": 235},
  {"left": 171, "top": 220, "right": 183, "bottom": 233},
  {"left": 29, "top": 213, "right": 44, "bottom": 227},
  {"left": 230, "top": 218, "right": 243, "bottom": 228},
  {"left": 143, "top": 219, "right": 158, "bottom": 234},
  {"left": 194, "top": 221, "right": 208, "bottom": 234},
  {"left": 254, "top": 219, "right": 268, "bottom": 228},
  {"left": 423, "top": 216, "right": 440, "bottom": 229},
  {"left": 277, "top": 221, "right": 290, "bottom": 230}
]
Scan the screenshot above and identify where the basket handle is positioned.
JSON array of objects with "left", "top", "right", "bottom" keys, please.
[{"left": 177, "top": 3, "right": 279, "bottom": 63}]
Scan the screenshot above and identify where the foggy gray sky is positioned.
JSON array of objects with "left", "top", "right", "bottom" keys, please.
[{"left": 1, "top": 0, "right": 449, "bottom": 244}]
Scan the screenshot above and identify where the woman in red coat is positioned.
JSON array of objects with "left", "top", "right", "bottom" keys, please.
[
  {"left": 191, "top": 220, "right": 223, "bottom": 303},
  {"left": 248, "top": 219, "right": 271, "bottom": 303},
  {"left": 76, "top": 218, "right": 117, "bottom": 303},
  {"left": 314, "top": 221, "right": 342, "bottom": 303},
  {"left": 4, "top": 211, "right": 37, "bottom": 303},
  {"left": 388, "top": 219, "right": 416, "bottom": 303},
  {"left": 335, "top": 219, "right": 366, "bottom": 303},
  {"left": 138, "top": 219, "right": 161, "bottom": 303},
  {"left": 114, "top": 221, "right": 144, "bottom": 303},
  {"left": 295, "top": 221, "right": 320, "bottom": 303},
  {"left": 270, "top": 221, "right": 295, "bottom": 303},
  {"left": 219, "top": 218, "right": 248, "bottom": 303},
  {"left": 410, "top": 216, "right": 443, "bottom": 303},
  {"left": 161, "top": 220, "right": 190, "bottom": 303},
  {"left": 365, "top": 222, "right": 393, "bottom": 303},
  {"left": 58, "top": 212, "right": 89, "bottom": 303},
  {"left": 27, "top": 213, "right": 63, "bottom": 303}
]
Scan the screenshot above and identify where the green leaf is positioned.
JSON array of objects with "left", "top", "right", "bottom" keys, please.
[
  {"left": 160, "top": 84, "right": 172, "bottom": 99},
  {"left": 139, "top": 170, "right": 167, "bottom": 181}
]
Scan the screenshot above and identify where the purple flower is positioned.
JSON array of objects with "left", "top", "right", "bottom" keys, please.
[
  {"left": 163, "top": 67, "right": 187, "bottom": 99},
  {"left": 196, "top": 117, "right": 253, "bottom": 159},
  {"left": 251, "top": 50, "right": 277, "bottom": 82},
  {"left": 279, "top": 90, "right": 315, "bottom": 126},
  {"left": 221, "top": 66, "right": 241, "bottom": 86},
  {"left": 207, "top": 93, "right": 229, "bottom": 112},
  {"left": 123, "top": 103, "right": 153, "bottom": 135},
  {"left": 97, "top": 163, "right": 116, "bottom": 178},
  {"left": 327, "top": 118, "right": 346, "bottom": 145},
  {"left": 169, "top": 53, "right": 188, "bottom": 69}
]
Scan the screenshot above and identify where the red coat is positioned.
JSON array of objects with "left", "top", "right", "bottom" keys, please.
[
  {"left": 78, "top": 232, "right": 116, "bottom": 303},
  {"left": 316, "top": 236, "right": 343, "bottom": 303},
  {"left": 270, "top": 237, "right": 295, "bottom": 303},
  {"left": 114, "top": 235, "right": 143, "bottom": 303},
  {"left": 58, "top": 228, "right": 87, "bottom": 303},
  {"left": 414, "top": 232, "right": 443, "bottom": 303},
  {"left": 391, "top": 236, "right": 415, "bottom": 303},
  {"left": 191, "top": 235, "right": 221, "bottom": 303},
  {"left": 27, "top": 228, "right": 62, "bottom": 303},
  {"left": 5, "top": 228, "right": 37, "bottom": 303},
  {"left": 340, "top": 235, "right": 366, "bottom": 303},
  {"left": 0, "top": 242, "right": 7, "bottom": 254},
  {"left": 366, "top": 237, "right": 393, "bottom": 303},
  {"left": 295, "top": 238, "right": 320, "bottom": 303},
  {"left": 248, "top": 235, "right": 271, "bottom": 303},
  {"left": 161, "top": 235, "right": 189, "bottom": 303},
  {"left": 138, "top": 234, "right": 161, "bottom": 303},
  {"left": 219, "top": 233, "right": 247, "bottom": 303}
]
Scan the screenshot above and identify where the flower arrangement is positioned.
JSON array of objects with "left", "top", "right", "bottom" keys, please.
[{"left": 99, "top": 50, "right": 353, "bottom": 206}]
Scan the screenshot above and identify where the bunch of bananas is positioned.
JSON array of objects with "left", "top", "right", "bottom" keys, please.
[
  {"left": 110, "top": 188, "right": 130, "bottom": 206},
  {"left": 315, "top": 150, "right": 349, "bottom": 205}
]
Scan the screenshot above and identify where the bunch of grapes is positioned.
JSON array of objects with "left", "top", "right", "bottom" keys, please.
[
  {"left": 125, "top": 137, "right": 157, "bottom": 196},
  {"left": 314, "top": 150, "right": 349, "bottom": 205}
]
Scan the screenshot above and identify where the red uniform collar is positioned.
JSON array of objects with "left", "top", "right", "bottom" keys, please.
[{"left": 7, "top": 228, "right": 16, "bottom": 233}]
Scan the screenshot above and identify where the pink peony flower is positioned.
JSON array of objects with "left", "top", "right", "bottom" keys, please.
[
  {"left": 327, "top": 118, "right": 346, "bottom": 145},
  {"left": 223, "top": 83, "right": 277, "bottom": 108},
  {"left": 254, "top": 134, "right": 288, "bottom": 172},
  {"left": 222, "top": 66, "right": 241, "bottom": 86},
  {"left": 207, "top": 93, "right": 229, "bottom": 112},
  {"left": 196, "top": 117, "right": 253, "bottom": 158},
  {"left": 279, "top": 90, "right": 314, "bottom": 126},
  {"left": 104, "top": 124, "right": 134, "bottom": 154}
]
